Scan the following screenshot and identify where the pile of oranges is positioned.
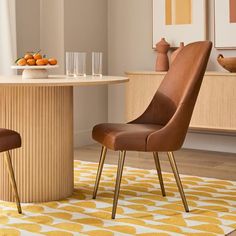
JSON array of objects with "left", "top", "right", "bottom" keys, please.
[{"left": 16, "top": 51, "right": 57, "bottom": 66}]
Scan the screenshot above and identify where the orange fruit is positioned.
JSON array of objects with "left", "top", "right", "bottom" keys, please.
[
  {"left": 27, "top": 59, "right": 36, "bottom": 66},
  {"left": 36, "top": 59, "right": 46, "bottom": 65},
  {"left": 24, "top": 53, "right": 33, "bottom": 60},
  {"left": 33, "top": 53, "right": 42, "bottom": 60},
  {"left": 42, "top": 58, "right": 49, "bottom": 65},
  {"left": 48, "top": 58, "right": 57, "bottom": 65},
  {"left": 17, "top": 58, "right": 27, "bottom": 66}
]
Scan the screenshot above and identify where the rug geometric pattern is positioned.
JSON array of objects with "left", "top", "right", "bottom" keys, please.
[{"left": 0, "top": 160, "right": 236, "bottom": 235}]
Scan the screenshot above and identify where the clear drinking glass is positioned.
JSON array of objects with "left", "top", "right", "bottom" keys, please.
[
  {"left": 92, "top": 52, "right": 102, "bottom": 76},
  {"left": 66, "top": 52, "right": 74, "bottom": 77},
  {"left": 74, "top": 52, "right": 86, "bottom": 77}
]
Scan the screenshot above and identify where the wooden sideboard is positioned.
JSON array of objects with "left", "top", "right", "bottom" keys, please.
[{"left": 125, "top": 71, "right": 236, "bottom": 133}]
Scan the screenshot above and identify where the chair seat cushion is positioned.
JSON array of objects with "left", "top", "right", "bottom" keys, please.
[
  {"left": 0, "top": 129, "right": 21, "bottom": 153},
  {"left": 92, "top": 123, "right": 163, "bottom": 151}
]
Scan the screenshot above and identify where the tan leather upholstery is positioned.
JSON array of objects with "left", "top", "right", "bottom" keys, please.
[
  {"left": 0, "top": 128, "right": 22, "bottom": 214},
  {"left": 93, "top": 123, "right": 163, "bottom": 151},
  {"left": 0, "top": 128, "right": 21, "bottom": 153},
  {"left": 93, "top": 41, "right": 212, "bottom": 151}
]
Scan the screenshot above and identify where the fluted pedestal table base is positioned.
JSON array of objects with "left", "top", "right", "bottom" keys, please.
[{"left": 0, "top": 86, "right": 73, "bottom": 202}]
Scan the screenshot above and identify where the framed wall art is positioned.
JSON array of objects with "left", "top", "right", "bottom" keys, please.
[
  {"left": 153, "top": 0, "right": 206, "bottom": 48},
  {"left": 214, "top": 0, "right": 236, "bottom": 49}
]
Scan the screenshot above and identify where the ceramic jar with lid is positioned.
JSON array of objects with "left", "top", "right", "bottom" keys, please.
[{"left": 155, "top": 38, "right": 170, "bottom": 71}]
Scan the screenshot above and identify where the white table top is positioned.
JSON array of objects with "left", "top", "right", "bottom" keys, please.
[{"left": 0, "top": 75, "right": 129, "bottom": 87}]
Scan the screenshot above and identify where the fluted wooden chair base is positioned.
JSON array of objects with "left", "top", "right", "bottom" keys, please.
[
  {"left": 4, "top": 151, "right": 22, "bottom": 214},
  {"left": 93, "top": 147, "right": 189, "bottom": 219}
]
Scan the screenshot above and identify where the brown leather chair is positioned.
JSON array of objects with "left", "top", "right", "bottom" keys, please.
[
  {"left": 0, "top": 128, "right": 22, "bottom": 213},
  {"left": 92, "top": 41, "right": 212, "bottom": 219}
]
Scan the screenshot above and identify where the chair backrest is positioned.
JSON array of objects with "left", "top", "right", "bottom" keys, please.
[{"left": 132, "top": 41, "right": 212, "bottom": 151}]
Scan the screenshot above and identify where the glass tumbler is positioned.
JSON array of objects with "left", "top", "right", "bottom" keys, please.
[
  {"left": 92, "top": 52, "right": 103, "bottom": 76},
  {"left": 74, "top": 52, "right": 86, "bottom": 77},
  {"left": 66, "top": 52, "right": 74, "bottom": 77}
]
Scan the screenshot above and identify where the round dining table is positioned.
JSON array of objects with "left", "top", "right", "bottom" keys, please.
[{"left": 0, "top": 75, "right": 128, "bottom": 203}]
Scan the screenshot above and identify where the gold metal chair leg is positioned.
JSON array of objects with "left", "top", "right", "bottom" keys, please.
[
  {"left": 93, "top": 146, "right": 107, "bottom": 199},
  {"left": 4, "top": 151, "right": 22, "bottom": 214},
  {"left": 167, "top": 151, "right": 189, "bottom": 212},
  {"left": 153, "top": 152, "right": 166, "bottom": 196},
  {"left": 112, "top": 150, "right": 126, "bottom": 219}
]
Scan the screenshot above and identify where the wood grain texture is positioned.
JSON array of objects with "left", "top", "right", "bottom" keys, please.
[
  {"left": 126, "top": 74, "right": 163, "bottom": 122},
  {"left": 75, "top": 144, "right": 236, "bottom": 181},
  {"left": 0, "top": 86, "right": 73, "bottom": 202},
  {"left": 125, "top": 72, "right": 236, "bottom": 132},
  {"left": 0, "top": 75, "right": 129, "bottom": 87}
]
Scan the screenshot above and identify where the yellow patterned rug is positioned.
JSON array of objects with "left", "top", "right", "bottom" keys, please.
[{"left": 1, "top": 160, "right": 236, "bottom": 235}]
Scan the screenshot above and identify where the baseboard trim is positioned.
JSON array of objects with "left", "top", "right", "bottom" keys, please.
[
  {"left": 184, "top": 132, "right": 236, "bottom": 154},
  {"left": 74, "top": 129, "right": 96, "bottom": 148}
]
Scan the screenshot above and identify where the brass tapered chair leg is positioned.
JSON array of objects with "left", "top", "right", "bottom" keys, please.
[
  {"left": 167, "top": 152, "right": 189, "bottom": 212},
  {"left": 4, "top": 151, "right": 22, "bottom": 214},
  {"left": 153, "top": 152, "right": 166, "bottom": 197},
  {"left": 112, "top": 150, "right": 126, "bottom": 219},
  {"left": 93, "top": 146, "right": 107, "bottom": 199}
]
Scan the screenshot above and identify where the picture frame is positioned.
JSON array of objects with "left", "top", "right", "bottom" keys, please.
[
  {"left": 214, "top": 0, "right": 236, "bottom": 49},
  {"left": 152, "top": 0, "right": 206, "bottom": 48}
]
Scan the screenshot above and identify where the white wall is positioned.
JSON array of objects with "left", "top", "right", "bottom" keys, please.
[
  {"left": 40, "top": 0, "right": 64, "bottom": 74},
  {"left": 16, "top": 0, "right": 108, "bottom": 148},
  {"left": 16, "top": 0, "right": 64, "bottom": 75},
  {"left": 64, "top": 0, "right": 108, "bottom": 147},
  {"left": 108, "top": 0, "right": 155, "bottom": 122},
  {"left": 108, "top": 0, "right": 236, "bottom": 153},
  {"left": 16, "top": 0, "right": 40, "bottom": 59},
  {"left": 0, "top": 0, "right": 17, "bottom": 75}
]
